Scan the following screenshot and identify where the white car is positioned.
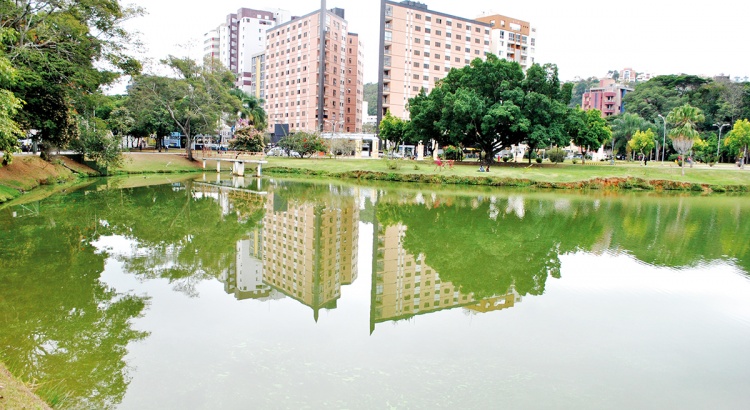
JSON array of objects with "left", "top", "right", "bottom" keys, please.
[{"left": 266, "top": 147, "right": 300, "bottom": 157}]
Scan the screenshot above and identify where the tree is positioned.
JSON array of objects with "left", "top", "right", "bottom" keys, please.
[
  {"left": 107, "top": 106, "right": 135, "bottom": 148},
  {"left": 230, "top": 89, "right": 267, "bottom": 131},
  {"left": 363, "top": 83, "right": 378, "bottom": 116},
  {"left": 408, "top": 55, "right": 529, "bottom": 165},
  {"left": 567, "top": 108, "right": 611, "bottom": 164},
  {"left": 70, "top": 117, "right": 124, "bottom": 169},
  {"left": 611, "top": 113, "right": 650, "bottom": 160},
  {"left": 0, "top": 54, "right": 23, "bottom": 165},
  {"left": 228, "top": 127, "right": 265, "bottom": 152},
  {"left": 520, "top": 64, "right": 569, "bottom": 164},
  {"left": 128, "top": 57, "right": 242, "bottom": 160},
  {"left": 278, "top": 132, "right": 325, "bottom": 158},
  {"left": 628, "top": 129, "right": 656, "bottom": 165},
  {"left": 666, "top": 104, "right": 705, "bottom": 175},
  {"left": 724, "top": 119, "right": 750, "bottom": 169},
  {"left": 1, "top": 0, "right": 142, "bottom": 157},
  {"left": 378, "top": 112, "right": 413, "bottom": 153},
  {"left": 568, "top": 76, "right": 600, "bottom": 108}
]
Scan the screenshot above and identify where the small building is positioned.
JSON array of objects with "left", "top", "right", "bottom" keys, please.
[{"left": 582, "top": 85, "right": 632, "bottom": 118}]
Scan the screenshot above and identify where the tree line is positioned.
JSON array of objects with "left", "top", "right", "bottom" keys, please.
[{"left": 380, "top": 56, "right": 750, "bottom": 171}]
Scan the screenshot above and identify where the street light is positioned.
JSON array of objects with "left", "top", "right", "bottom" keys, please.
[
  {"left": 714, "top": 122, "right": 730, "bottom": 161},
  {"left": 657, "top": 114, "right": 666, "bottom": 163}
]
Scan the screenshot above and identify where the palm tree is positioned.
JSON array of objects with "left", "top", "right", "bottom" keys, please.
[
  {"left": 611, "top": 113, "right": 649, "bottom": 162},
  {"left": 666, "top": 104, "right": 705, "bottom": 175},
  {"left": 229, "top": 89, "right": 267, "bottom": 131}
]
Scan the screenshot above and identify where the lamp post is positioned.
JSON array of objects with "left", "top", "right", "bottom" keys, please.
[
  {"left": 657, "top": 114, "right": 666, "bottom": 163},
  {"left": 714, "top": 122, "right": 730, "bottom": 161}
]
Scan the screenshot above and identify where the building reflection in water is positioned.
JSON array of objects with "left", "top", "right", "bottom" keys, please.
[
  {"left": 370, "top": 200, "right": 521, "bottom": 333},
  {"left": 219, "top": 182, "right": 359, "bottom": 321}
]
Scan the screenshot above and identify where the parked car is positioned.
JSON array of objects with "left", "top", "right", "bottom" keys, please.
[{"left": 266, "top": 146, "right": 299, "bottom": 157}]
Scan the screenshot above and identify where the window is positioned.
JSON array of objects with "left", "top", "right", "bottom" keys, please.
[
  {"left": 424, "top": 52, "right": 430, "bottom": 57},
  {"left": 423, "top": 75, "right": 429, "bottom": 80},
  {"left": 456, "top": 35, "right": 461, "bottom": 40},
  {"left": 446, "top": 32, "right": 451, "bottom": 38},
  {"left": 414, "top": 50, "right": 420, "bottom": 56},
  {"left": 436, "top": 30, "right": 442, "bottom": 36},
  {"left": 415, "top": 26, "right": 421, "bottom": 32},
  {"left": 423, "top": 63, "right": 429, "bottom": 68},
  {"left": 435, "top": 41, "right": 441, "bottom": 47},
  {"left": 415, "top": 38, "right": 421, "bottom": 44},
  {"left": 425, "top": 28, "right": 431, "bottom": 34},
  {"left": 426, "top": 16, "right": 431, "bottom": 22},
  {"left": 413, "top": 74, "right": 419, "bottom": 79},
  {"left": 415, "top": 14, "right": 422, "bottom": 20},
  {"left": 434, "top": 65, "right": 439, "bottom": 70},
  {"left": 446, "top": 21, "right": 452, "bottom": 26},
  {"left": 414, "top": 62, "right": 420, "bottom": 67},
  {"left": 425, "top": 40, "right": 430, "bottom": 45}
]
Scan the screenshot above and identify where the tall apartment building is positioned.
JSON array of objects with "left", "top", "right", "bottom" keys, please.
[
  {"left": 203, "top": 8, "right": 291, "bottom": 94},
  {"left": 377, "top": 1, "right": 492, "bottom": 123},
  {"left": 475, "top": 13, "right": 536, "bottom": 70},
  {"left": 264, "top": 4, "right": 363, "bottom": 134}
]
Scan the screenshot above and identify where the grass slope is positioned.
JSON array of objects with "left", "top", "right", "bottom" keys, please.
[{"left": 0, "top": 363, "right": 51, "bottom": 410}]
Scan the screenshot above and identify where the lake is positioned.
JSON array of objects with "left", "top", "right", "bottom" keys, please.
[{"left": 1, "top": 175, "right": 749, "bottom": 409}]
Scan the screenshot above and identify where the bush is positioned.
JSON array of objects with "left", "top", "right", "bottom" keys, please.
[
  {"left": 502, "top": 156, "right": 510, "bottom": 162},
  {"left": 535, "top": 157, "right": 543, "bottom": 164},
  {"left": 523, "top": 151, "right": 537, "bottom": 160},
  {"left": 572, "top": 158, "right": 579, "bottom": 164},
  {"left": 547, "top": 147, "right": 566, "bottom": 163},
  {"left": 443, "top": 145, "right": 463, "bottom": 161}
]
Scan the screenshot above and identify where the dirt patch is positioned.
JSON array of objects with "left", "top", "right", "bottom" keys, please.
[{"left": 0, "top": 155, "right": 74, "bottom": 191}]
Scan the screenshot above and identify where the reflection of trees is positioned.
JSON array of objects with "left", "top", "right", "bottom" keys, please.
[
  {"left": 602, "top": 196, "right": 750, "bottom": 272},
  {"left": 377, "top": 192, "right": 750, "bottom": 300},
  {"left": 0, "top": 179, "right": 266, "bottom": 407},
  {"left": 376, "top": 194, "right": 603, "bottom": 298},
  {"left": 0, "top": 194, "right": 148, "bottom": 409}
]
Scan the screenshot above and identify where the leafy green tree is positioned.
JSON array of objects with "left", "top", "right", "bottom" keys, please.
[
  {"left": 229, "top": 127, "right": 265, "bottom": 152},
  {"left": 610, "top": 113, "right": 651, "bottom": 160},
  {"left": 666, "top": 104, "right": 705, "bottom": 175},
  {"left": 70, "top": 117, "right": 124, "bottom": 169},
  {"left": 408, "top": 55, "right": 529, "bottom": 165},
  {"left": 230, "top": 89, "right": 267, "bottom": 131},
  {"left": 1, "top": 0, "right": 142, "bottom": 156},
  {"left": 364, "top": 83, "right": 378, "bottom": 115},
  {"left": 278, "top": 132, "right": 326, "bottom": 158},
  {"left": 378, "top": 112, "right": 414, "bottom": 153},
  {"left": 0, "top": 53, "right": 23, "bottom": 164},
  {"left": 107, "top": 106, "right": 135, "bottom": 148},
  {"left": 724, "top": 119, "right": 750, "bottom": 169},
  {"left": 628, "top": 129, "right": 656, "bottom": 165},
  {"left": 521, "top": 64, "right": 569, "bottom": 163},
  {"left": 128, "top": 57, "right": 242, "bottom": 160},
  {"left": 567, "top": 108, "right": 611, "bottom": 164}
]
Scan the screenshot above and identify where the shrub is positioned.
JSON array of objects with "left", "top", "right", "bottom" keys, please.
[
  {"left": 535, "top": 157, "right": 543, "bottom": 164},
  {"left": 572, "top": 158, "right": 579, "bottom": 164},
  {"left": 523, "top": 151, "right": 537, "bottom": 160},
  {"left": 443, "top": 145, "right": 463, "bottom": 161},
  {"left": 547, "top": 147, "right": 566, "bottom": 163}
]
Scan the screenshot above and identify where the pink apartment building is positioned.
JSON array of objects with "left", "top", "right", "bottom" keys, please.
[{"left": 264, "top": 4, "right": 363, "bottom": 135}]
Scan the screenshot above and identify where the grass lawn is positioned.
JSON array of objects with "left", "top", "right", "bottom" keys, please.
[
  {"left": 264, "top": 157, "right": 750, "bottom": 187},
  {"left": 114, "top": 152, "right": 203, "bottom": 174}
]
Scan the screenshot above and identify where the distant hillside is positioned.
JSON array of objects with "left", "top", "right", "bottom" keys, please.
[{"left": 364, "top": 82, "right": 378, "bottom": 115}]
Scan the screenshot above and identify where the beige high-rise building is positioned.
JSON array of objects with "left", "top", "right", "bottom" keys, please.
[
  {"left": 261, "top": 191, "right": 359, "bottom": 320},
  {"left": 377, "top": 1, "right": 536, "bottom": 125},
  {"left": 377, "top": 0, "right": 492, "bottom": 123},
  {"left": 264, "top": 4, "right": 363, "bottom": 135}
]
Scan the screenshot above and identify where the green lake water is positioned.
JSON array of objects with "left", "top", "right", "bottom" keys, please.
[{"left": 1, "top": 175, "right": 749, "bottom": 409}]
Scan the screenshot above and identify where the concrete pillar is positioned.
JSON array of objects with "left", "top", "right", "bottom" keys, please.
[
  {"left": 256, "top": 162, "right": 262, "bottom": 177},
  {"left": 216, "top": 160, "right": 221, "bottom": 173},
  {"left": 233, "top": 176, "right": 245, "bottom": 188},
  {"left": 232, "top": 161, "right": 245, "bottom": 176},
  {"left": 202, "top": 159, "right": 206, "bottom": 169},
  {"left": 354, "top": 140, "right": 362, "bottom": 158},
  {"left": 417, "top": 141, "right": 424, "bottom": 161},
  {"left": 432, "top": 140, "right": 439, "bottom": 160},
  {"left": 372, "top": 139, "right": 379, "bottom": 159}
]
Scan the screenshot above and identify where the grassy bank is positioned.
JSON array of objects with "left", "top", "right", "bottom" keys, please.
[
  {"left": 0, "top": 155, "right": 98, "bottom": 203},
  {"left": 0, "top": 362, "right": 51, "bottom": 410},
  {"left": 264, "top": 157, "right": 750, "bottom": 192}
]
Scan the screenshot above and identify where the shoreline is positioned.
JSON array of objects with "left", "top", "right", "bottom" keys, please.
[
  {"left": 0, "top": 362, "right": 51, "bottom": 410},
  {"left": 2, "top": 154, "right": 749, "bottom": 204}
]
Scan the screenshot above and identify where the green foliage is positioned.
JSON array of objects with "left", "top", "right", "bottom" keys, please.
[
  {"left": 69, "top": 117, "right": 124, "bottom": 170},
  {"left": 408, "top": 56, "right": 569, "bottom": 165},
  {"left": 567, "top": 108, "right": 611, "bottom": 163},
  {"left": 0, "top": 55, "right": 23, "bottom": 164},
  {"left": 278, "top": 131, "right": 326, "bottom": 158},
  {"left": 229, "top": 127, "right": 265, "bottom": 152},
  {"left": 364, "top": 83, "right": 378, "bottom": 116},
  {"left": 229, "top": 89, "right": 267, "bottom": 131},
  {"left": 568, "top": 77, "right": 600, "bottom": 108},
  {"left": 443, "top": 145, "right": 463, "bottom": 161},
  {"left": 667, "top": 104, "right": 705, "bottom": 174},
  {"left": 535, "top": 157, "right": 543, "bottom": 164},
  {"left": 725, "top": 119, "right": 750, "bottom": 169},
  {"left": 547, "top": 147, "right": 566, "bottom": 163},
  {"left": 628, "top": 129, "right": 656, "bottom": 164},
  {"left": 1, "top": 0, "right": 143, "bottom": 156},
  {"left": 127, "top": 57, "right": 242, "bottom": 160},
  {"left": 379, "top": 112, "right": 415, "bottom": 152}
]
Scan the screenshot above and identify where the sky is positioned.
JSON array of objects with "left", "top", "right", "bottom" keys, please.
[{"left": 122, "top": 0, "right": 749, "bottom": 83}]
